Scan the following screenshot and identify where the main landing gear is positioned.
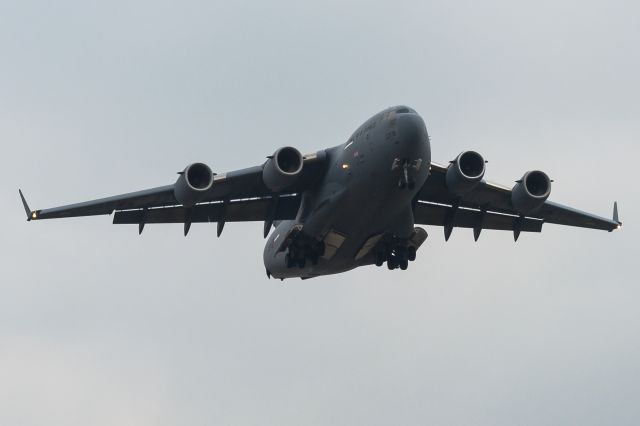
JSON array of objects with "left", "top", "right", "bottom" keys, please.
[
  {"left": 374, "top": 242, "right": 417, "bottom": 271},
  {"left": 285, "top": 240, "right": 325, "bottom": 269}
]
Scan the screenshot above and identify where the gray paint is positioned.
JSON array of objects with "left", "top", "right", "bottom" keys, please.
[
  {"left": 20, "top": 105, "right": 618, "bottom": 278},
  {"left": 1, "top": 1, "right": 638, "bottom": 425}
]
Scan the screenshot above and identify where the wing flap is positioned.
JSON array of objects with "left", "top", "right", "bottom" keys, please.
[
  {"left": 414, "top": 201, "right": 543, "bottom": 233},
  {"left": 112, "top": 195, "right": 300, "bottom": 224}
]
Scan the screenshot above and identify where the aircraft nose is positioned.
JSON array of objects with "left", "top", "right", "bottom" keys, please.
[{"left": 396, "top": 112, "right": 428, "bottom": 155}]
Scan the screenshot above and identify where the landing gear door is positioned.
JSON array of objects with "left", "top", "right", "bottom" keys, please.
[{"left": 276, "top": 224, "right": 303, "bottom": 253}]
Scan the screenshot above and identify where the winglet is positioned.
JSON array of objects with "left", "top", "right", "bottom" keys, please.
[
  {"left": 18, "top": 189, "right": 36, "bottom": 221},
  {"left": 613, "top": 201, "right": 622, "bottom": 230}
]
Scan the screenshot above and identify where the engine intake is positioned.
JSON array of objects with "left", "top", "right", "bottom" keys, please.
[
  {"left": 174, "top": 162, "right": 214, "bottom": 206},
  {"left": 511, "top": 170, "right": 551, "bottom": 213},
  {"left": 445, "top": 151, "right": 486, "bottom": 195},
  {"left": 263, "top": 146, "right": 304, "bottom": 192}
]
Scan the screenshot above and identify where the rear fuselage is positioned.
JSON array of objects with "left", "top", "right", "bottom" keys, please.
[{"left": 263, "top": 106, "right": 431, "bottom": 279}]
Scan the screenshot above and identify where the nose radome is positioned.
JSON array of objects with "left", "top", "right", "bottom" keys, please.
[{"left": 397, "top": 112, "right": 427, "bottom": 150}]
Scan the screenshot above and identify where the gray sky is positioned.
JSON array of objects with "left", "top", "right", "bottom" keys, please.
[{"left": 1, "top": 0, "right": 638, "bottom": 425}]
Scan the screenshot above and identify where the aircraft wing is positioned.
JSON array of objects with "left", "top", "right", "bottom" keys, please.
[
  {"left": 19, "top": 150, "right": 327, "bottom": 235},
  {"left": 415, "top": 162, "right": 621, "bottom": 240}
]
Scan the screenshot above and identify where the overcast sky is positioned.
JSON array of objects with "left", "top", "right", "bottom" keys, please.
[{"left": 1, "top": 0, "right": 638, "bottom": 425}]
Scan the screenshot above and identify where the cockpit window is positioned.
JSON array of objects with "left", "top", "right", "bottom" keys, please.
[{"left": 395, "top": 107, "right": 414, "bottom": 114}]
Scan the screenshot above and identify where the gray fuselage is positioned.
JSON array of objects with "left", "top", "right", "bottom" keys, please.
[{"left": 263, "top": 106, "right": 431, "bottom": 279}]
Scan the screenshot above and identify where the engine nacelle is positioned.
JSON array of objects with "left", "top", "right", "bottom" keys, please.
[
  {"left": 174, "top": 162, "right": 214, "bottom": 206},
  {"left": 263, "top": 146, "right": 304, "bottom": 192},
  {"left": 445, "top": 151, "right": 486, "bottom": 195},
  {"left": 511, "top": 170, "right": 551, "bottom": 213}
]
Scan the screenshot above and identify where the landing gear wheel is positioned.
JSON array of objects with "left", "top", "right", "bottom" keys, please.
[
  {"left": 387, "top": 258, "right": 398, "bottom": 270},
  {"left": 400, "top": 259, "right": 408, "bottom": 270},
  {"left": 375, "top": 251, "right": 385, "bottom": 267},
  {"left": 407, "top": 246, "right": 416, "bottom": 261},
  {"left": 285, "top": 253, "right": 295, "bottom": 268}
]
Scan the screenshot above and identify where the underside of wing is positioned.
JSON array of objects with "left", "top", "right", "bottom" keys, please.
[
  {"left": 415, "top": 158, "right": 621, "bottom": 239},
  {"left": 20, "top": 148, "right": 327, "bottom": 232}
]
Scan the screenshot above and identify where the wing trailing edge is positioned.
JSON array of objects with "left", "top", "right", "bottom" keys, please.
[{"left": 413, "top": 201, "right": 544, "bottom": 241}]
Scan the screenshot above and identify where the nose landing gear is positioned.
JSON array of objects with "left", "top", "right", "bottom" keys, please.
[{"left": 392, "top": 158, "right": 422, "bottom": 190}]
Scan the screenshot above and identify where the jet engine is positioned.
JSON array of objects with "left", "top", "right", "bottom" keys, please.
[
  {"left": 263, "top": 146, "right": 304, "bottom": 192},
  {"left": 511, "top": 170, "right": 551, "bottom": 213},
  {"left": 445, "top": 151, "right": 486, "bottom": 195},
  {"left": 174, "top": 162, "right": 214, "bottom": 206}
]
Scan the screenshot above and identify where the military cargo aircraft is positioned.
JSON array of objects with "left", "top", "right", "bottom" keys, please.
[{"left": 20, "top": 106, "right": 621, "bottom": 279}]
